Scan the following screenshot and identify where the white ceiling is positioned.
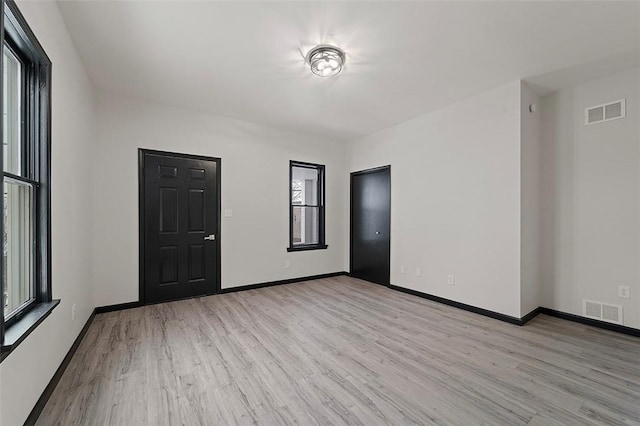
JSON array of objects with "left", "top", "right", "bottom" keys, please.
[{"left": 57, "top": 1, "right": 639, "bottom": 141}]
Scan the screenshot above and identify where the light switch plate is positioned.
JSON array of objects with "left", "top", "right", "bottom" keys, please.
[{"left": 618, "top": 285, "right": 630, "bottom": 299}]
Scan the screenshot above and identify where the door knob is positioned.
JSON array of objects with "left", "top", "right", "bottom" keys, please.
[
  {"left": 375, "top": 231, "right": 380, "bottom": 235},
  {"left": 204, "top": 234, "right": 216, "bottom": 241}
]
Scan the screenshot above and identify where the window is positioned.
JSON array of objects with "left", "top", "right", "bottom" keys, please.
[
  {"left": 1, "top": 0, "right": 53, "bottom": 355},
  {"left": 3, "top": 43, "right": 33, "bottom": 321},
  {"left": 288, "top": 161, "right": 327, "bottom": 252}
]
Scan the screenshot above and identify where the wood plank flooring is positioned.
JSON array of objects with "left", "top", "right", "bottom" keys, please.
[{"left": 37, "top": 276, "right": 640, "bottom": 425}]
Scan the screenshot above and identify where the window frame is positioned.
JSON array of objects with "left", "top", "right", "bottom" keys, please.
[
  {"left": 0, "top": 0, "right": 53, "bottom": 353},
  {"left": 288, "top": 160, "right": 327, "bottom": 252}
]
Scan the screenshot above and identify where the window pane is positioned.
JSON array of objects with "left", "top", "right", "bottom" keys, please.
[
  {"left": 3, "top": 179, "right": 34, "bottom": 318},
  {"left": 3, "top": 45, "right": 22, "bottom": 175},
  {"left": 292, "top": 206, "right": 319, "bottom": 246},
  {"left": 291, "top": 166, "right": 318, "bottom": 205}
]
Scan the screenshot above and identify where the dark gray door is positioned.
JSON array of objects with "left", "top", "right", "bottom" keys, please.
[
  {"left": 141, "top": 150, "right": 220, "bottom": 304},
  {"left": 350, "top": 166, "right": 391, "bottom": 286}
]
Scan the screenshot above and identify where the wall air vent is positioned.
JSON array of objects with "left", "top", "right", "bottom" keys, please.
[
  {"left": 583, "top": 299, "right": 623, "bottom": 324},
  {"left": 585, "top": 99, "right": 626, "bottom": 125}
]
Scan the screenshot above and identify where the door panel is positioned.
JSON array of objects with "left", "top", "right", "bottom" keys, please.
[
  {"left": 188, "top": 189, "right": 205, "bottom": 232},
  {"left": 142, "top": 151, "right": 220, "bottom": 303},
  {"left": 159, "top": 246, "right": 178, "bottom": 285},
  {"left": 159, "top": 188, "right": 178, "bottom": 233},
  {"left": 350, "top": 166, "right": 391, "bottom": 286},
  {"left": 188, "top": 244, "right": 205, "bottom": 281}
]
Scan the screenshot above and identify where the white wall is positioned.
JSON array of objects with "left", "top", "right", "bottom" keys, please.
[
  {"left": 92, "top": 93, "right": 346, "bottom": 307},
  {"left": 346, "top": 82, "right": 523, "bottom": 318},
  {"left": 520, "top": 82, "right": 542, "bottom": 315},
  {"left": 0, "top": 1, "right": 96, "bottom": 425},
  {"left": 541, "top": 67, "right": 640, "bottom": 329}
]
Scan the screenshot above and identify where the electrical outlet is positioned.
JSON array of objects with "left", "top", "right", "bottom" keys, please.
[
  {"left": 224, "top": 209, "right": 233, "bottom": 218},
  {"left": 284, "top": 260, "right": 290, "bottom": 269},
  {"left": 618, "top": 285, "right": 630, "bottom": 299},
  {"left": 72, "top": 303, "right": 77, "bottom": 320},
  {"left": 400, "top": 265, "right": 406, "bottom": 274},
  {"left": 416, "top": 268, "right": 421, "bottom": 277},
  {"left": 447, "top": 275, "right": 455, "bottom": 286}
]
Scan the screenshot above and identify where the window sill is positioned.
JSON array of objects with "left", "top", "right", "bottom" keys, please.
[
  {"left": 1, "top": 300, "right": 60, "bottom": 363},
  {"left": 287, "top": 244, "right": 328, "bottom": 252}
]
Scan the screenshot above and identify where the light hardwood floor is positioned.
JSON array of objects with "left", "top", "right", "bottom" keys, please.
[{"left": 37, "top": 276, "right": 640, "bottom": 425}]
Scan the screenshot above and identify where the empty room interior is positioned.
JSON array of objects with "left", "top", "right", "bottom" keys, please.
[{"left": 0, "top": 0, "right": 639, "bottom": 425}]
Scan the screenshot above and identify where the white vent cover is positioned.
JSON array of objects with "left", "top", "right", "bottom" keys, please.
[
  {"left": 585, "top": 99, "right": 626, "bottom": 125},
  {"left": 583, "top": 300, "right": 623, "bottom": 324}
]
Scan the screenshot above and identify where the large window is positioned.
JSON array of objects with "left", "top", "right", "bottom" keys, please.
[
  {"left": 288, "top": 161, "right": 327, "bottom": 252},
  {"left": 1, "top": 0, "right": 52, "bottom": 354}
]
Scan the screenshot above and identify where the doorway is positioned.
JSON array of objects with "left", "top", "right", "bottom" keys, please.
[
  {"left": 350, "top": 165, "right": 391, "bottom": 286},
  {"left": 139, "top": 149, "right": 221, "bottom": 304}
]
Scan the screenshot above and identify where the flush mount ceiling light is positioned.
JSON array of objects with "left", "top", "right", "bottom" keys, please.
[{"left": 306, "top": 45, "right": 346, "bottom": 77}]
